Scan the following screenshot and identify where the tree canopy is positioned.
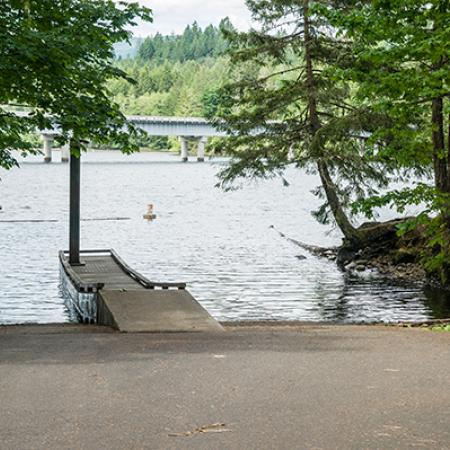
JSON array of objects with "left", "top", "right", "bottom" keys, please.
[
  {"left": 137, "top": 18, "right": 234, "bottom": 64},
  {"left": 0, "top": 0, "right": 152, "bottom": 169},
  {"left": 326, "top": 0, "right": 450, "bottom": 279},
  {"left": 210, "top": 0, "right": 450, "bottom": 281},
  {"left": 211, "top": 0, "right": 394, "bottom": 245},
  {"left": 326, "top": 0, "right": 450, "bottom": 201}
]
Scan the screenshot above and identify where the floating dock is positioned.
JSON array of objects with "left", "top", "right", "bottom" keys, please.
[{"left": 59, "top": 249, "right": 223, "bottom": 332}]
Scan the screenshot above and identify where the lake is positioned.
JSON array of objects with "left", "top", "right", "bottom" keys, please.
[{"left": 0, "top": 150, "right": 449, "bottom": 324}]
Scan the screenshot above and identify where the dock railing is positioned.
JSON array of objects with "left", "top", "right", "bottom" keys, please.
[
  {"left": 109, "top": 249, "right": 186, "bottom": 290},
  {"left": 60, "top": 249, "right": 186, "bottom": 292}
]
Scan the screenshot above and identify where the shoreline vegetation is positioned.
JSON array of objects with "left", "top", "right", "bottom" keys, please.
[
  {"left": 106, "top": 16, "right": 450, "bottom": 293},
  {"left": 273, "top": 224, "right": 426, "bottom": 283},
  {"left": 3, "top": 2, "right": 450, "bottom": 298},
  {"left": 201, "top": 3, "right": 450, "bottom": 292}
]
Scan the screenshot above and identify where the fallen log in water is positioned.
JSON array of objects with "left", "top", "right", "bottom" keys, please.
[{"left": 269, "top": 225, "right": 338, "bottom": 259}]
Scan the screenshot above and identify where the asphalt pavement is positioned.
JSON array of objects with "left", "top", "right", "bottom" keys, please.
[{"left": 1, "top": 324, "right": 449, "bottom": 450}]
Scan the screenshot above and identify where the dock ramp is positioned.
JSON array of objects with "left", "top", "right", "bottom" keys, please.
[
  {"left": 98, "top": 289, "right": 222, "bottom": 332},
  {"left": 59, "top": 250, "right": 223, "bottom": 333}
]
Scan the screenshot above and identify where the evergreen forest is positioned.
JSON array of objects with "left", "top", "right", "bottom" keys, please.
[{"left": 108, "top": 20, "right": 234, "bottom": 117}]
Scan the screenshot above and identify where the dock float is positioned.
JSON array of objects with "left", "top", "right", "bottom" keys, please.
[{"left": 59, "top": 249, "right": 223, "bottom": 333}]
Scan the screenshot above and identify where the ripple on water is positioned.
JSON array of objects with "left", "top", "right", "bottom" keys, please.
[{"left": 0, "top": 151, "right": 449, "bottom": 324}]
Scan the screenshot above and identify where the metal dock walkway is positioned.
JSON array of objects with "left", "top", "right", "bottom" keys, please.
[{"left": 59, "top": 250, "right": 223, "bottom": 333}]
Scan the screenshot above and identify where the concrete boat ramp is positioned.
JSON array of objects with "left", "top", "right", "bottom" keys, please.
[{"left": 59, "top": 249, "right": 223, "bottom": 333}]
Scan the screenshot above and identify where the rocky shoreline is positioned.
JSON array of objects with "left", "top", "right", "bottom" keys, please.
[
  {"left": 304, "top": 245, "right": 427, "bottom": 284},
  {"left": 272, "top": 224, "right": 431, "bottom": 287},
  {"left": 342, "top": 252, "right": 426, "bottom": 284}
]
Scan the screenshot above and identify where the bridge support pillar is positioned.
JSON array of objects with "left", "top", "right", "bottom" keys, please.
[
  {"left": 197, "top": 137, "right": 207, "bottom": 162},
  {"left": 179, "top": 137, "right": 189, "bottom": 162},
  {"left": 61, "top": 143, "right": 70, "bottom": 163},
  {"left": 288, "top": 145, "right": 295, "bottom": 162},
  {"left": 43, "top": 135, "right": 53, "bottom": 163}
]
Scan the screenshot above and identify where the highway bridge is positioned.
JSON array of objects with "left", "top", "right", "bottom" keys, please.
[{"left": 41, "top": 116, "right": 226, "bottom": 163}]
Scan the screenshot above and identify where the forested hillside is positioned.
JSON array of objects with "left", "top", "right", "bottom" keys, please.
[
  {"left": 107, "top": 20, "right": 236, "bottom": 149},
  {"left": 137, "top": 19, "right": 232, "bottom": 63},
  {"left": 109, "top": 57, "right": 230, "bottom": 118},
  {"left": 108, "top": 20, "right": 236, "bottom": 117}
]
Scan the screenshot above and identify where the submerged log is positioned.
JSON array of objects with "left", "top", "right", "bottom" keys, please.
[{"left": 270, "top": 226, "right": 337, "bottom": 259}]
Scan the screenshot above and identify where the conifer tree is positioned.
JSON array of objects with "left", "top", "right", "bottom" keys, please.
[
  {"left": 212, "top": 0, "right": 391, "bottom": 246},
  {"left": 136, "top": 22, "right": 230, "bottom": 64}
]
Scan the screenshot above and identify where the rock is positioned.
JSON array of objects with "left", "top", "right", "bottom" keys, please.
[
  {"left": 295, "top": 255, "right": 307, "bottom": 261},
  {"left": 355, "top": 265, "right": 366, "bottom": 271},
  {"left": 393, "top": 248, "right": 417, "bottom": 264},
  {"left": 337, "top": 246, "right": 357, "bottom": 267},
  {"left": 356, "top": 259, "right": 369, "bottom": 265}
]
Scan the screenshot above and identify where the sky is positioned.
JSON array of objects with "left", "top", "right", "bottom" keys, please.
[{"left": 126, "top": 0, "right": 253, "bottom": 36}]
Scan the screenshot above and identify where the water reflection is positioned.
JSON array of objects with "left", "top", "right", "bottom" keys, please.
[
  {"left": 0, "top": 151, "right": 449, "bottom": 324},
  {"left": 422, "top": 286, "right": 450, "bottom": 319}
]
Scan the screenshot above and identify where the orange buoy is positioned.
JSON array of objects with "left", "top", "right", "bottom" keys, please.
[{"left": 143, "top": 203, "right": 157, "bottom": 221}]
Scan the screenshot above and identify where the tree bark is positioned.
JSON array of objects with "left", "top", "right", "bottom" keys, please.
[
  {"left": 303, "top": 0, "right": 320, "bottom": 134},
  {"left": 432, "top": 96, "right": 449, "bottom": 193},
  {"left": 317, "top": 159, "right": 363, "bottom": 245},
  {"left": 448, "top": 112, "right": 450, "bottom": 173},
  {"left": 303, "top": 0, "right": 363, "bottom": 246}
]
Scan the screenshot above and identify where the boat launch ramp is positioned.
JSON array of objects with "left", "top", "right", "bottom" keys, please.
[{"left": 60, "top": 250, "right": 223, "bottom": 333}]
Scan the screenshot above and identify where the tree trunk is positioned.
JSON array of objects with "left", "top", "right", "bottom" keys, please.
[
  {"left": 303, "top": 0, "right": 320, "bottom": 134},
  {"left": 317, "top": 159, "right": 363, "bottom": 245},
  {"left": 448, "top": 112, "right": 450, "bottom": 173},
  {"left": 303, "top": 0, "right": 363, "bottom": 246},
  {"left": 432, "top": 96, "right": 449, "bottom": 193}
]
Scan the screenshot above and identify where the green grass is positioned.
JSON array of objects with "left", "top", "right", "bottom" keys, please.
[{"left": 430, "top": 324, "right": 450, "bottom": 332}]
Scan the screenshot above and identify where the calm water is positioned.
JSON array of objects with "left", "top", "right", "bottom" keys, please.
[{"left": 1, "top": 150, "right": 449, "bottom": 324}]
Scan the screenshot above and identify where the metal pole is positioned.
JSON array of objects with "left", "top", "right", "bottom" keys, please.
[{"left": 69, "top": 145, "right": 81, "bottom": 265}]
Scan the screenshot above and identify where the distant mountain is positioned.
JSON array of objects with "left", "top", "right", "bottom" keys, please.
[{"left": 113, "top": 38, "right": 144, "bottom": 59}]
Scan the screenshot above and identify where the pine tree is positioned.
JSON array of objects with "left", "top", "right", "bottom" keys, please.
[
  {"left": 138, "top": 38, "right": 156, "bottom": 60},
  {"left": 212, "top": 0, "right": 391, "bottom": 246},
  {"left": 136, "top": 21, "right": 230, "bottom": 64}
]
